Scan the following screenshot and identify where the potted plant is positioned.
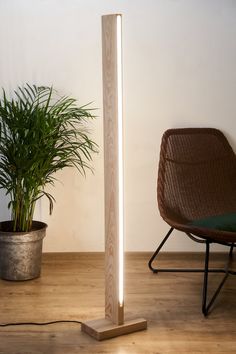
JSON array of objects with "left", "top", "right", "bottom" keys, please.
[{"left": 0, "top": 84, "right": 97, "bottom": 280}]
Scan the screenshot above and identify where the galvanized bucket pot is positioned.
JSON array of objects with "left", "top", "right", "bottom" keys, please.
[{"left": 0, "top": 221, "right": 47, "bottom": 281}]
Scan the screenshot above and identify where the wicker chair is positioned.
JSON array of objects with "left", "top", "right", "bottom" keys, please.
[{"left": 148, "top": 128, "right": 236, "bottom": 315}]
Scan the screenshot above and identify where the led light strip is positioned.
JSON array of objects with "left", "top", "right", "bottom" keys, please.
[{"left": 117, "top": 14, "right": 124, "bottom": 307}]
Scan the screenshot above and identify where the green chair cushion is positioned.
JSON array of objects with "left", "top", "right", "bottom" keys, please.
[{"left": 190, "top": 213, "right": 236, "bottom": 232}]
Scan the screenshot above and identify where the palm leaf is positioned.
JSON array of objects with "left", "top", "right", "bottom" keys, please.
[{"left": 0, "top": 84, "right": 98, "bottom": 231}]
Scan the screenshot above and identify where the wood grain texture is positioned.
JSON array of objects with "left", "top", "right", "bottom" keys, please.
[
  {"left": 0, "top": 252, "right": 236, "bottom": 353},
  {"left": 81, "top": 317, "right": 147, "bottom": 340},
  {"left": 102, "top": 14, "right": 124, "bottom": 325}
]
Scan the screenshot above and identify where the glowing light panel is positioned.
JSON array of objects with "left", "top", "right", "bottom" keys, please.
[{"left": 117, "top": 14, "right": 124, "bottom": 307}]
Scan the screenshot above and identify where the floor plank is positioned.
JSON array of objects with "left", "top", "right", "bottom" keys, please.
[{"left": 0, "top": 252, "right": 235, "bottom": 354}]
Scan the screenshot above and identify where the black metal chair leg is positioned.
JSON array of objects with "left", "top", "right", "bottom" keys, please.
[
  {"left": 229, "top": 243, "right": 234, "bottom": 258},
  {"left": 202, "top": 242, "right": 233, "bottom": 316},
  {"left": 149, "top": 230, "right": 235, "bottom": 316},
  {"left": 202, "top": 241, "right": 210, "bottom": 316},
  {"left": 149, "top": 228, "right": 226, "bottom": 274},
  {"left": 148, "top": 228, "right": 174, "bottom": 273}
]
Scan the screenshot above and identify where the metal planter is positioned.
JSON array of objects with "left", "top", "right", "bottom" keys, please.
[{"left": 0, "top": 221, "right": 47, "bottom": 281}]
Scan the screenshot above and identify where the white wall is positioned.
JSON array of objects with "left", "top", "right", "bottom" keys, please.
[{"left": 0, "top": 0, "right": 235, "bottom": 252}]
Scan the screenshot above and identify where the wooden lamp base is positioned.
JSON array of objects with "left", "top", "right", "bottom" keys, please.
[{"left": 81, "top": 317, "right": 147, "bottom": 341}]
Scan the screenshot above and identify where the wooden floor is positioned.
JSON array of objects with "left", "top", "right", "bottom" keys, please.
[{"left": 0, "top": 252, "right": 236, "bottom": 354}]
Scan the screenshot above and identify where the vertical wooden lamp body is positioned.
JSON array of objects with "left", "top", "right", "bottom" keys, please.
[{"left": 81, "top": 14, "right": 147, "bottom": 341}]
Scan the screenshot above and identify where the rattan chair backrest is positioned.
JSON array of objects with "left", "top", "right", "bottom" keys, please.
[{"left": 158, "top": 128, "right": 236, "bottom": 224}]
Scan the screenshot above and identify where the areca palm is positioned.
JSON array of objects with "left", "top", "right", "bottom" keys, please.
[{"left": 0, "top": 84, "right": 98, "bottom": 232}]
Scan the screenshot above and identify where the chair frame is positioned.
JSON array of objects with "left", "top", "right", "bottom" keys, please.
[{"left": 148, "top": 228, "right": 236, "bottom": 316}]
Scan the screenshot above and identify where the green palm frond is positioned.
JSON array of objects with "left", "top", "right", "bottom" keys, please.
[{"left": 0, "top": 84, "right": 98, "bottom": 232}]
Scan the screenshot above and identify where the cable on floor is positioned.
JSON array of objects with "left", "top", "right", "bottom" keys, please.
[{"left": 0, "top": 320, "right": 82, "bottom": 327}]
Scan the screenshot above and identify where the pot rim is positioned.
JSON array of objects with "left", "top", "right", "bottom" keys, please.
[{"left": 0, "top": 220, "right": 48, "bottom": 235}]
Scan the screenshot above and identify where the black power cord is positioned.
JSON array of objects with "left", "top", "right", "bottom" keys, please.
[{"left": 0, "top": 320, "right": 82, "bottom": 327}]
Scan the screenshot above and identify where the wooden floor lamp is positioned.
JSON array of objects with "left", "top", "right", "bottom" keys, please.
[{"left": 81, "top": 14, "right": 147, "bottom": 340}]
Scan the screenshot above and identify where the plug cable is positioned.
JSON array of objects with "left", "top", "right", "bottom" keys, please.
[{"left": 0, "top": 320, "right": 82, "bottom": 327}]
